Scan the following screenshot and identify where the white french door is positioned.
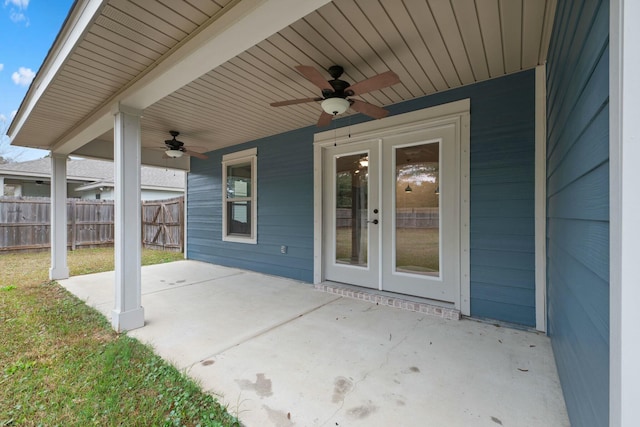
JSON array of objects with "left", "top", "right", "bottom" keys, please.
[
  {"left": 323, "top": 141, "right": 380, "bottom": 288},
  {"left": 322, "top": 124, "right": 460, "bottom": 303}
]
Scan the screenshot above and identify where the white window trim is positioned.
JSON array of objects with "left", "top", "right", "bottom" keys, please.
[{"left": 222, "top": 147, "right": 257, "bottom": 244}]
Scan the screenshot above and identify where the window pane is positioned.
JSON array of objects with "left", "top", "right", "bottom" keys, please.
[
  {"left": 227, "top": 201, "right": 251, "bottom": 235},
  {"left": 395, "top": 143, "right": 439, "bottom": 276},
  {"left": 335, "top": 152, "right": 368, "bottom": 266},
  {"left": 226, "top": 162, "right": 252, "bottom": 199}
]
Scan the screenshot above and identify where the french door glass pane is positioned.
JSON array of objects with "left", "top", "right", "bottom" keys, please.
[
  {"left": 395, "top": 143, "right": 439, "bottom": 276},
  {"left": 335, "top": 153, "right": 369, "bottom": 266}
]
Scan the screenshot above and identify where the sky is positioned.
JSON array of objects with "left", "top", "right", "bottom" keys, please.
[{"left": 0, "top": 0, "right": 74, "bottom": 161}]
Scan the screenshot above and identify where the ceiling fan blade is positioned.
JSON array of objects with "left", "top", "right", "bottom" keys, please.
[
  {"left": 350, "top": 100, "right": 389, "bottom": 119},
  {"left": 184, "top": 150, "right": 208, "bottom": 160},
  {"left": 317, "top": 111, "right": 333, "bottom": 127},
  {"left": 270, "top": 97, "right": 323, "bottom": 107},
  {"left": 346, "top": 71, "right": 400, "bottom": 96},
  {"left": 295, "top": 65, "right": 334, "bottom": 92}
]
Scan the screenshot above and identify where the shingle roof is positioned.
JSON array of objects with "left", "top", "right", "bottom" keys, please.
[{"left": 0, "top": 157, "right": 185, "bottom": 190}]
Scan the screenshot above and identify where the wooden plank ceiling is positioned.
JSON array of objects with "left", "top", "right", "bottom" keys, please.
[{"left": 13, "top": 0, "right": 556, "bottom": 155}]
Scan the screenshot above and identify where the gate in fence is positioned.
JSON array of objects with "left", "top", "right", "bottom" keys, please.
[{"left": 141, "top": 197, "right": 184, "bottom": 252}]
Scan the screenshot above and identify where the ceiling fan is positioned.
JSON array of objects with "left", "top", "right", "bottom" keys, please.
[
  {"left": 162, "top": 131, "right": 208, "bottom": 159},
  {"left": 270, "top": 65, "right": 400, "bottom": 127}
]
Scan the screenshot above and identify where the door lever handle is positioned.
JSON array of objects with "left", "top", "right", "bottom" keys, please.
[{"left": 367, "top": 219, "right": 379, "bottom": 224}]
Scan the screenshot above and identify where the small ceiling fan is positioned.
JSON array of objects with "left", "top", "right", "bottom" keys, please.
[
  {"left": 270, "top": 65, "right": 400, "bottom": 127},
  {"left": 162, "top": 131, "right": 208, "bottom": 159}
]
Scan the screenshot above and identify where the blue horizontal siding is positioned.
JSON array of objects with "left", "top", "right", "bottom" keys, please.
[
  {"left": 187, "top": 127, "right": 315, "bottom": 282},
  {"left": 187, "top": 70, "right": 536, "bottom": 326},
  {"left": 545, "top": 1, "right": 610, "bottom": 426}
]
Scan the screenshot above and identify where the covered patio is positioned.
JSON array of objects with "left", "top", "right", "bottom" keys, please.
[
  {"left": 60, "top": 260, "right": 568, "bottom": 426},
  {"left": 9, "top": 0, "right": 640, "bottom": 425}
]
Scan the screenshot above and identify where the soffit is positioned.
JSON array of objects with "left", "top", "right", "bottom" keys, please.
[
  {"left": 12, "top": 0, "right": 233, "bottom": 149},
  {"left": 12, "top": 0, "right": 556, "bottom": 156}
]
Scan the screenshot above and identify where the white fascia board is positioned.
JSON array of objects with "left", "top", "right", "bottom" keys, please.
[
  {"left": 139, "top": 186, "right": 184, "bottom": 192},
  {"left": 8, "top": 0, "right": 107, "bottom": 144},
  {"left": 50, "top": 0, "right": 331, "bottom": 155},
  {"left": 74, "top": 181, "right": 108, "bottom": 191},
  {"left": 0, "top": 171, "right": 50, "bottom": 179}
]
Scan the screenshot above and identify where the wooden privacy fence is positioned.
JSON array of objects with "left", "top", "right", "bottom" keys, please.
[
  {"left": 336, "top": 207, "right": 439, "bottom": 228},
  {"left": 0, "top": 196, "right": 184, "bottom": 252}
]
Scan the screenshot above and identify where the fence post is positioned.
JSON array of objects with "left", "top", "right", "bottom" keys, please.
[
  {"left": 70, "top": 199, "right": 77, "bottom": 251},
  {"left": 179, "top": 196, "right": 184, "bottom": 253}
]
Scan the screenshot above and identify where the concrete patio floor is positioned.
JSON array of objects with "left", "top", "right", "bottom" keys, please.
[{"left": 59, "top": 260, "right": 569, "bottom": 427}]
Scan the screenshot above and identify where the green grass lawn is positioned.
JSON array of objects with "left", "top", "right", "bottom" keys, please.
[
  {"left": 336, "top": 227, "right": 439, "bottom": 274},
  {"left": 0, "top": 248, "right": 239, "bottom": 426}
]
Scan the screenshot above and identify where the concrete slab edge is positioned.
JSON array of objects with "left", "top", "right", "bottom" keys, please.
[{"left": 314, "top": 283, "right": 461, "bottom": 320}]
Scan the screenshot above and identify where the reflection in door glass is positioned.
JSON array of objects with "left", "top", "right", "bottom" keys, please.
[
  {"left": 335, "top": 153, "right": 369, "bottom": 266},
  {"left": 395, "top": 143, "right": 439, "bottom": 276}
]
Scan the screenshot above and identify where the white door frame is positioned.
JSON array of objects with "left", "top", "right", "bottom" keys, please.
[{"left": 313, "top": 99, "right": 471, "bottom": 314}]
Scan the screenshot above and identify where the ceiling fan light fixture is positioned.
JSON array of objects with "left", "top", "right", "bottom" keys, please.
[
  {"left": 321, "top": 97, "right": 350, "bottom": 116},
  {"left": 165, "top": 149, "right": 183, "bottom": 158}
]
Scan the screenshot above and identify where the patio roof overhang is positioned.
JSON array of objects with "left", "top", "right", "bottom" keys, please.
[{"left": 8, "top": 0, "right": 557, "bottom": 170}]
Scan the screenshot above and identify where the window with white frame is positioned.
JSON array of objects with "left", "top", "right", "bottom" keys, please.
[{"left": 222, "top": 148, "right": 257, "bottom": 243}]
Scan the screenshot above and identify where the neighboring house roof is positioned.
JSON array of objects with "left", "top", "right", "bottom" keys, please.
[{"left": 0, "top": 157, "right": 185, "bottom": 191}]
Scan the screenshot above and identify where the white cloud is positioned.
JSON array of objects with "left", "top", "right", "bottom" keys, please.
[
  {"left": 9, "top": 10, "right": 27, "bottom": 23},
  {"left": 4, "top": 0, "right": 29, "bottom": 8},
  {"left": 0, "top": 64, "right": 4, "bottom": 72},
  {"left": 0, "top": 114, "right": 6, "bottom": 123},
  {"left": 4, "top": 0, "right": 30, "bottom": 25},
  {"left": 11, "top": 67, "right": 35, "bottom": 86},
  {"left": 10, "top": 110, "right": 16, "bottom": 119}
]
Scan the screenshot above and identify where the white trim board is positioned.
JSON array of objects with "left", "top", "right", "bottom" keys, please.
[
  {"left": 610, "top": 0, "right": 640, "bottom": 425},
  {"left": 313, "top": 99, "right": 471, "bottom": 315},
  {"left": 535, "top": 65, "right": 548, "bottom": 333}
]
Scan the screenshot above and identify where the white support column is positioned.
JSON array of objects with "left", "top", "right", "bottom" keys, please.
[
  {"left": 49, "top": 154, "right": 69, "bottom": 280},
  {"left": 0, "top": 176, "right": 4, "bottom": 196},
  {"left": 611, "top": 1, "right": 640, "bottom": 426},
  {"left": 111, "top": 103, "right": 144, "bottom": 332}
]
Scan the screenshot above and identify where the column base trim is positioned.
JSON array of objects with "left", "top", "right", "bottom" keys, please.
[
  {"left": 111, "top": 306, "right": 145, "bottom": 332},
  {"left": 49, "top": 267, "right": 70, "bottom": 280}
]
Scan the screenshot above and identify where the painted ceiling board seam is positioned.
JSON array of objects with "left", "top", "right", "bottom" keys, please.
[
  {"left": 83, "top": 33, "right": 155, "bottom": 68},
  {"left": 101, "top": 4, "right": 179, "bottom": 48},
  {"left": 428, "top": 0, "right": 476, "bottom": 84},
  {"left": 381, "top": 1, "right": 436, "bottom": 95},
  {"left": 93, "top": 18, "right": 169, "bottom": 56},
  {"left": 450, "top": 0, "right": 490, "bottom": 82},
  {"left": 351, "top": 0, "right": 421, "bottom": 98},
  {"left": 323, "top": 1, "right": 406, "bottom": 100},
  {"left": 108, "top": 0, "right": 189, "bottom": 40},
  {"left": 129, "top": 0, "right": 199, "bottom": 34},
  {"left": 365, "top": 0, "right": 433, "bottom": 95}
]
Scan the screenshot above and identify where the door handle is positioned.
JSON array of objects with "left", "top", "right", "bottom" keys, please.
[{"left": 367, "top": 219, "right": 379, "bottom": 224}]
